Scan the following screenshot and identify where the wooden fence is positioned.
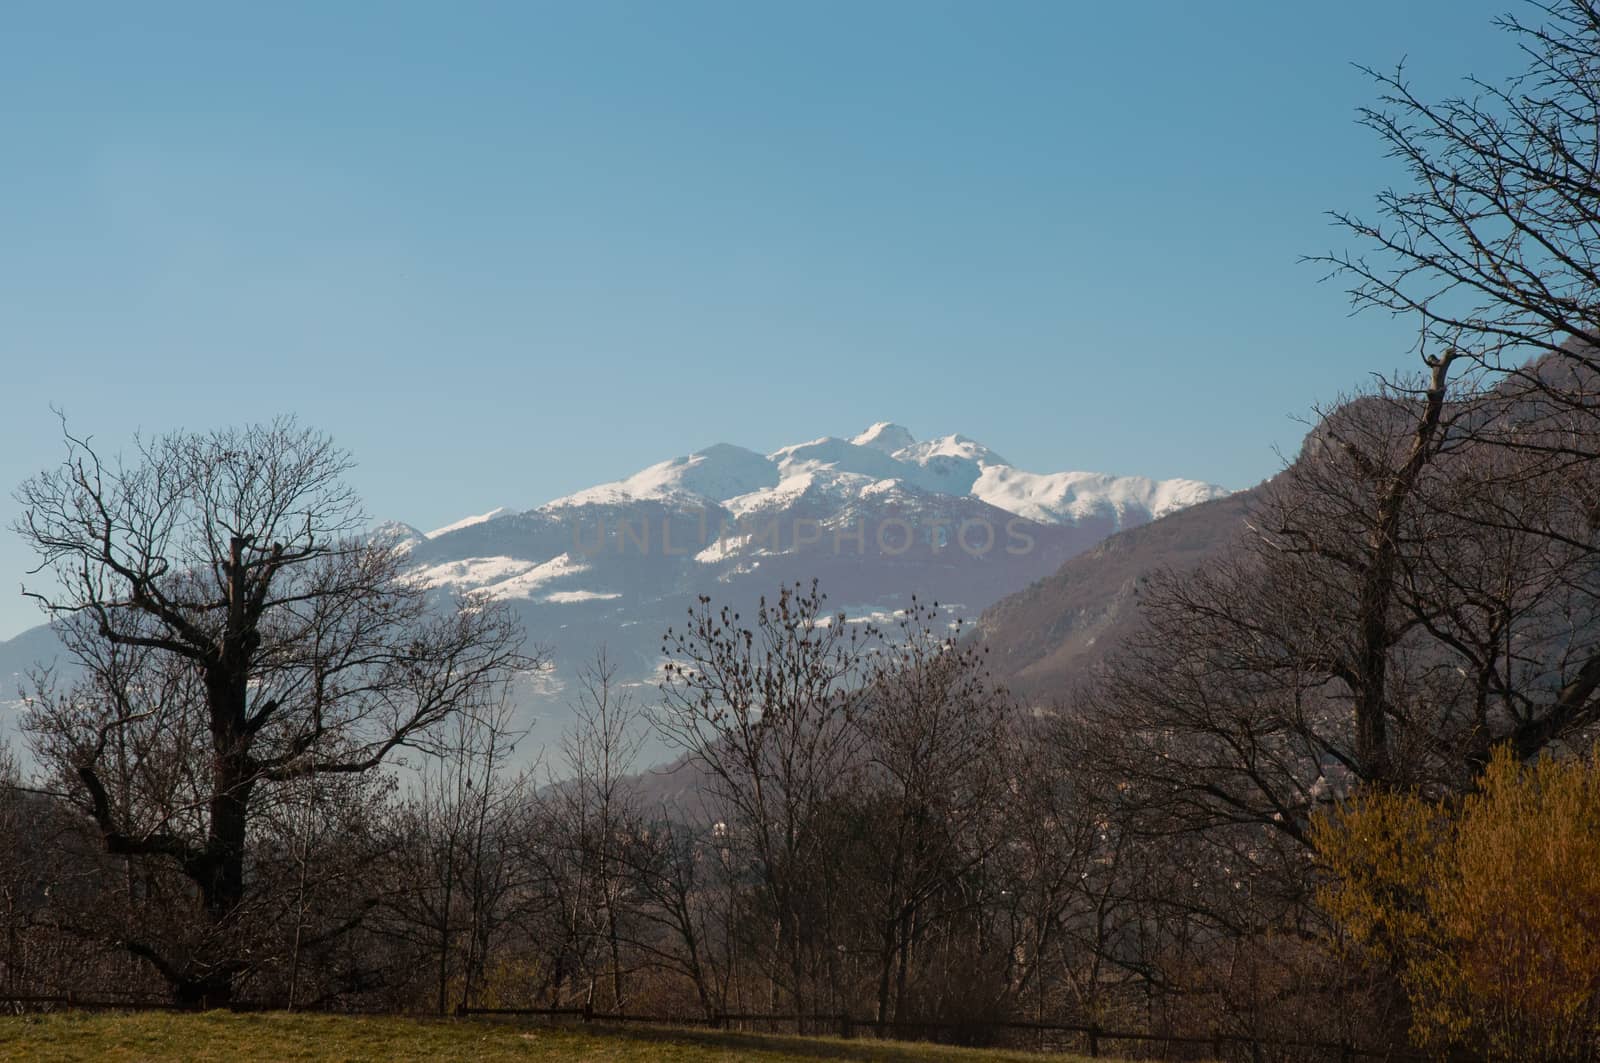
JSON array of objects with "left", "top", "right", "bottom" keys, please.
[
  {"left": 459, "top": 1003, "right": 1435, "bottom": 1061},
  {"left": 0, "top": 993, "right": 1433, "bottom": 1061}
]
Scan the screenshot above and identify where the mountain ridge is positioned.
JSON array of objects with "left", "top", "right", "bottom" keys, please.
[{"left": 2, "top": 423, "right": 1231, "bottom": 764}]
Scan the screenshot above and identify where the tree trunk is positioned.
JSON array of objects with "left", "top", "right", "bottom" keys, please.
[
  {"left": 437, "top": 854, "right": 455, "bottom": 1015},
  {"left": 1353, "top": 350, "right": 1456, "bottom": 784},
  {"left": 606, "top": 897, "right": 624, "bottom": 1014},
  {"left": 875, "top": 917, "right": 897, "bottom": 1031},
  {"left": 173, "top": 969, "right": 234, "bottom": 1011},
  {"left": 893, "top": 906, "right": 913, "bottom": 1024}
]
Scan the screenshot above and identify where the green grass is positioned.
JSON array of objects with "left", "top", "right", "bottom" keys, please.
[{"left": 0, "top": 1011, "right": 1116, "bottom": 1063}]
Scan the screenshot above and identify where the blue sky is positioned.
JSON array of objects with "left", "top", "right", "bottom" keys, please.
[{"left": 1, "top": 0, "right": 1516, "bottom": 640}]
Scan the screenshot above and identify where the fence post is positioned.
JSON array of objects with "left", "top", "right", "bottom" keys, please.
[
  {"left": 1087, "top": 1024, "right": 1100, "bottom": 1057},
  {"left": 836, "top": 1012, "right": 853, "bottom": 1039},
  {"left": 581, "top": 1000, "right": 593, "bottom": 1023}
]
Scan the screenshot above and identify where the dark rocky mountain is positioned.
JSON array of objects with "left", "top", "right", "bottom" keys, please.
[{"left": 975, "top": 485, "right": 1263, "bottom": 704}]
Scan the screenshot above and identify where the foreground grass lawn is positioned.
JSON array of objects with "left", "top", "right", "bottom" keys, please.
[{"left": 0, "top": 1011, "right": 1113, "bottom": 1063}]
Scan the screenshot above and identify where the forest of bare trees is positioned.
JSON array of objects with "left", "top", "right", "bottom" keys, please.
[
  {"left": 8, "top": 4, "right": 1600, "bottom": 1060},
  {"left": 2, "top": 384, "right": 1600, "bottom": 1057},
  {"left": 0, "top": 443, "right": 1117, "bottom": 1040},
  {"left": 0, "top": 419, "right": 1089, "bottom": 1036},
  {"left": 3, "top": 365, "right": 1594, "bottom": 1059}
]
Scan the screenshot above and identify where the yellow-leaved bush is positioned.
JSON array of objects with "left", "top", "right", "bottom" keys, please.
[{"left": 1313, "top": 748, "right": 1600, "bottom": 1061}]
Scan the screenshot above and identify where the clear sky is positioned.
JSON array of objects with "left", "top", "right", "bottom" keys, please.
[{"left": 1, "top": 0, "right": 1518, "bottom": 640}]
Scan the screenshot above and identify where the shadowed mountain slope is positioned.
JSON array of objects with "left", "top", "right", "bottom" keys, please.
[{"left": 975, "top": 485, "right": 1262, "bottom": 704}]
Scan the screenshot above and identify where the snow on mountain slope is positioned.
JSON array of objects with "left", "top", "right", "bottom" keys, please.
[
  {"left": 427, "top": 507, "right": 514, "bottom": 539},
  {"left": 532, "top": 423, "right": 1223, "bottom": 533},
  {"left": 348, "top": 431, "right": 1230, "bottom": 769},
  {"left": 371, "top": 520, "right": 426, "bottom": 552},
  {"left": 412, "top": 424, "right": 1229, "bottom": 604},
  {"left": 971, "top": 467, "right": 1225, "bottom": 524},
  {"left": 548, "top": 444, "right": 777, "bottom": 508},
  {"left": 852, "top": 422, "right": 916, "bottom": 453},
  {"left": 372, "top": 424, "right": 1228, "bottom": 762},
  {"left": 769, "top": 436, "right": 909, "bottom": 483},
  {"left": 0, "top": 425, "right": 1230, "bottom": 767},
  {"left": 896, "top": 432, "right": 1007, "bottom": 468}
]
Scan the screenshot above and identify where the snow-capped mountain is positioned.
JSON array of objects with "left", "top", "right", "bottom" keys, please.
[
  {"left": 410, "top": 422, "right": 1224, "bottom": 598},
  {"left": 379, "top": 423, "right": 1227, "bottom": 758},
  {"left": 0, "top": 424, "right": 1227, "bottom": 765}
]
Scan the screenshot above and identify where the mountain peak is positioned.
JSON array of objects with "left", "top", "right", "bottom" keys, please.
[
  {"left": 371, "top": 520, "right": 426, "bottom": 550},
  {"left": 851, "top": 422, "right": 916, "bottom": 454},
  {"left": 427, "top": 506, "right": 514, "bottom": 539},
  {"left": 546, "top": 443, "right": 778, "bottom": 509}
]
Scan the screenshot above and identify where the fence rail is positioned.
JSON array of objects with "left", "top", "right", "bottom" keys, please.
[
  {"left": 458, "top": 1003, "right": 1432, "bottom": 1061},
  {"left": 0, "top": 993, "right": 1429, "bottom": 1061},
  {"left": 0, "top": 993, "right": 179, "bottom": 1012}
]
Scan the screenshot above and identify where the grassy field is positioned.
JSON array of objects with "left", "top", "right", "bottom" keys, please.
[{"left": 0, "top": 1011, "right": 1117, "bottom": 1063}]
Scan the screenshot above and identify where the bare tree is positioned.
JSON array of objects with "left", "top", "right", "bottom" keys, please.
[
  {"left": 990, "top": 721, "right": 1100, "bottom": 1028},
  {"left": 387, "top": 694, "right": 529, "bottom": 1015},
  {"left": 1059, "top": 368, "right": 1600, "bottom": 1044},
  {"left": 453, "top": 700, "right": 531, "bottom": 1015},
  {"left": 1314, "top": 0, "right": 1600, "bottom": 436},
  {"left": 610, "top": 813, "right": 727, "bottom": 1019},
  {"left": 12, "top": 419, "right": 529, "bottom": 1007},
  {"left": 656, "top": 581, "right": 877, "bottom": 1021},
  {"left": 503, "top": 654, "right": 644, "bottom": 1013},
  {"left": 549, "top": 651, "right": 646, "bottom": 1014},
  {"left": 854, "top": 599, "right": 1015, "bottom": 1030},
  {"left": 259, "top": 757, "right": 397, "bottom": 1010}
]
